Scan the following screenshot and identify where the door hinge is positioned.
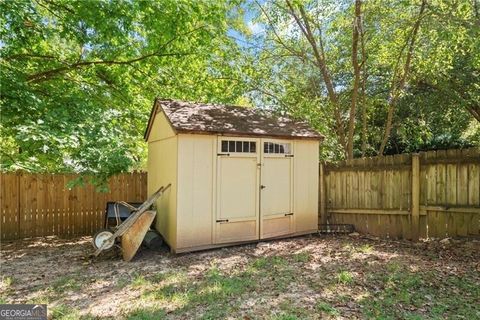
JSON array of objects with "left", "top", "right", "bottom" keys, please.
[
  {"left": 284, "top": 213, "right": 294, "bottom": 216},
  {"left": 285, "top": 154, "right": 294, "bottom": 158},
  {"left": 216, "top": 219, "right": 229, "bottom": 223},
  {"left": 217, "top": 153, "right": 230, "bottom": 156}
]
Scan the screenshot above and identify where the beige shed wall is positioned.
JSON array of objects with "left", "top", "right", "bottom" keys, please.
[
  {"left": 148, "top": 111, "right": 176, "bottom": 141},
  {"left": 293, "top": 140, "right": 319, "bottom": 233},
  {"left": 147, "top": 112, "right": 178, "bottom": 249},
  {"left": 176, "top": 134, "right": 216, "bottom": 249}
]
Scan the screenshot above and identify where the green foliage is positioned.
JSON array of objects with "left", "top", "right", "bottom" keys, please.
[
  {"left": 1, "top": 0, "right": 479, "bottom": 179},
  {"left": 238, "top": 0, "right": 479, "bottom": 158},
  {"left": 1, "top": 0, "right": 246, "bottom": 184}
]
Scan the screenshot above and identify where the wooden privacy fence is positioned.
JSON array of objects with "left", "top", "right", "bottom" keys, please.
[
  {"left": 2, "top": 149, "right": 479, "bottom": 241},
  {"left": 320, "top": 148, "right": 480, "bottom": 239},
  {"left": 0, "top": 172, "right": 147, "bottom": 240}
]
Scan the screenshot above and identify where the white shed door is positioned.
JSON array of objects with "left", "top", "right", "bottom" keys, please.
[
  {"left": 215, "top": 139, "right": 260, "bottom": 244},
  {"left": 260, "top": 140, "right": 294, "bottom": 239}
]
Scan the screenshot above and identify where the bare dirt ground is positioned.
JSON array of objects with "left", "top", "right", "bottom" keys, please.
[{"left": 1, "top": 234, "right": 479, "bottom": 319}]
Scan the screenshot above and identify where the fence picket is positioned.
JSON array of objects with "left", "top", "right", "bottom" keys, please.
[
  {"left": 0, "top": 172, "right": 147, "bottom": 240},
  {"left": 324, "top": 148, "right": 479, "bottom": 239}
]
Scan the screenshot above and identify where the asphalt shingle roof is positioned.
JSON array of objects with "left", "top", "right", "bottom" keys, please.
[{"left": 145, "top": 99, "right": 323, "bottom": 141}]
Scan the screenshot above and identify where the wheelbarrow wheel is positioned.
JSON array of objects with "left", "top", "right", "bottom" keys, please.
[{"left": 92, "top": 229, "right": 115, "bottom": 250}]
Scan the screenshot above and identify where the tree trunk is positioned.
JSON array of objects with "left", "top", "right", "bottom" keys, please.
[
  {"left": 285, "top": 0, "right": 347, "bottom": 155},
  {"left": 347, "top": 0, "right": 362, "bottom": 159},
  {"left": 360, "top": 2, "right": 368, "bottom": 157}
]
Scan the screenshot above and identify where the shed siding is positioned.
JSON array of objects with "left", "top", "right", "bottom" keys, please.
[
  {"left": 293, "top": 140, "right": 319, "bottom": 233},
  {"left": 148, "top": 111, "right": 176, "bottom": 142},
  {"left": 147, "top": 112, "right": 178, "bottom": 249},
  {"left": 176, "top": 134, "right": 215, "bottom": 249}
]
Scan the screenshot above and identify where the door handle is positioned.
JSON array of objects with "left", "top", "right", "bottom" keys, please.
[
  {"left": 216, "top": 219, "right": 229, "bottom": 223},
  {"left": 284, "top": 213, "right": 294, "bottom": 216},
  {"left": 260, "top": 185, "right": 266, "bottom": 190}
]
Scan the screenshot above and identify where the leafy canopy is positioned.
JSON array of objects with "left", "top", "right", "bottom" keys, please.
[{"left": 1, "top": 0, "right": 246, "bottom": 184}]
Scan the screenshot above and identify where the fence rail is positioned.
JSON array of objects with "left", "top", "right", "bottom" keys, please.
[
  {"left": 320, "top": 148, "right": 480, "bottom": 239},
  {"left": 0, "top": 172, "right": 147, "bottom": 240}
]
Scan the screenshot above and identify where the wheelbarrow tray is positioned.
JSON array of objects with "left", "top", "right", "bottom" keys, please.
[
  {"left": 121, "top": 210, "right": 156, "bottom": 261},
  {"left": 93, "top": 184, "right": 171, "bottom": 257}
]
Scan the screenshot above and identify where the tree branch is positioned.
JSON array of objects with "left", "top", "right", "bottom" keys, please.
[
  {"left": 378, "top": 0, "right": 427, "bottom": 155},
  {"left": 26, "top": 25, "right": 206, "bottom": 83},
  {"left": 285, "top": 0, "right": 346, "bottom": 153}
]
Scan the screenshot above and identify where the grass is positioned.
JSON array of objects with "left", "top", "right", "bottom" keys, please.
[
  {"left": 316, "top": 301, "right": 339, "bottom": 317},
  {"left": 357, "top": 244, "right": 373, "bottom": 253},
  {"left": 360, "top": 266, "right": 480, "bottom": 319},
  {"left": 131, "top": 273, "right": 150, "bottom": 287},
  {"left": 50, "top": 304, "right": 81, "bottom": 320},
  {"left": 138, "top": 266, "right": 255, "bottom": 318},
  {"left": 336, "top": 270, "right": 354, "bottom": 285},
  {"left": 3, "top": 236, "right": 479, "bottom": 319},
  {"left": 51, "top": 275, "right": 82, "bottom": 294},
  {"left": 127, "top": 307, "right": 166, "bottom": 320},
  {"left": 0, "top": 276, "right": 14, "bottom": 303},
  {"left": 1, "top": 276, "right": 14, "bottom": 287},
  {"left": 292, "top": 251, "right": 311, "bottom": 263}
]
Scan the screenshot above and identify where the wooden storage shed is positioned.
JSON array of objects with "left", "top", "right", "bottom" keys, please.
[{"left": 144, "top": 98, "right": 322, "bottom": 253}]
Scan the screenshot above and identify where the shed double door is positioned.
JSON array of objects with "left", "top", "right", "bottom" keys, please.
[{"left": 215, "top": 138, "right": 293, "bottom": 244}]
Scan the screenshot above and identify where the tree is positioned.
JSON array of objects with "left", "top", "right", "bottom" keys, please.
[
  {"left": 378, "top": 0, "right": 427, "bottom": 155},
  {"left": 1, "top": 0, "right": 246, "bottom": 184},
  {"left": 239, "top": 0, "right": 478, "bottom": 159}
]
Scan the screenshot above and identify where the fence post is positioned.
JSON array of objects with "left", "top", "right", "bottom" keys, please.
[
  {"left": 319, "top": 162, "right": 326, "bottom": 225},
  {"left": 411, "top": 154, "right": 420, "bottom": 240}
]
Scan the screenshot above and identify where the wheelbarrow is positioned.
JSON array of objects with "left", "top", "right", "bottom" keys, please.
[{"left": 92, "top": 183, "right": 171, "bottom": 261}]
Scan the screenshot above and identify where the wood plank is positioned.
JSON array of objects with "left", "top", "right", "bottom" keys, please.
[
  {"left": 426, "top": 151, "right": 437, "bottom": 238},
  {"left": 420, "top": 206, "right": 480, "bottom": 214},
  {"left": 52, "top": 175, "right": 61, "bottom": 237},
  {"left": 1, "top": 174, "right": 19, "bottom": 240},
  {"left": 467, "top": 151, "right": 479, "bottom": 235},
  {"left": 357, "top": 159, "right": 365, "bottom": 209},
  {"left": 319, "top": 163, "right": 326, "bottom": 224},
  {"left": 324, "top": 172, "right": 331, "bottom": 223},
  {"left": 435, "top": 150, "right": 447, "bottom": 237},
  {"left": 445, "top": 149, "right": 458, "bottom": 237},
  {"left": 456, "top": 153, "right": 469, "bottom": 237},
  {"left": 328, "top": 208, "right": 412, "bottom": 215}
]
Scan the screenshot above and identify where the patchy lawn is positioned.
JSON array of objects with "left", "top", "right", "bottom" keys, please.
[{"left": 1, "top": 235, "right": 479, "bottom": 319}]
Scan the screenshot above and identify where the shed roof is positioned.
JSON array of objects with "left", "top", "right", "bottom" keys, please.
[{"left": 144, "top": 98, "right": 323, "bottom": 141}]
